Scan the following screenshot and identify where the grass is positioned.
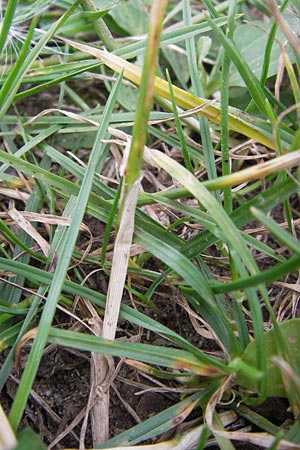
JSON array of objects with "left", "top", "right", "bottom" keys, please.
[{"left": 0, "top": 0, "right": 299, "bottom": 448}]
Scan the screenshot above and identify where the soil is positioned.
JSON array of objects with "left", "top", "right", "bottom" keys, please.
[
  {"left": 0, "top": 300, "right": 203, "bottom": 448},
  {"left": 1, "top": 47, "right": 299, "bottom": 450},
  {"left": 0, "top": 287, "right": 294, "bottom": 449}
]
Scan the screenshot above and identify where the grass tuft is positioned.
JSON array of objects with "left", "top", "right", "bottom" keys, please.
[{"left": 0, "top": 1, "right": 299, "bottom": 449}]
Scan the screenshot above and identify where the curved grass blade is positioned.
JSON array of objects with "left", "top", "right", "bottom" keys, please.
[
  {"left": 136, "top": 231, "right": 234, "bottom": 352},
  {"left": 48, "top": 327, "right": 225, "bottom": 377},
  {"left": 250, "top": 207, "right": 300, "bottom": 257},
  {"left": 98, "top": 387, "right": 220, "bottom": 448},
  {"left": 0, "top": 257, "right": 227, "bottom": 372},
  {"left": 58, "top": 37, "right": 291, "bottom": 150},
  {"left": 0, "top": 2, "right": 79, "bottom": 120},
  {"left": 8, "top": 71, "right": 123, "bottom": 431},
  {"left": 144, "top": 147, "right": 257, "bottom": 275}
]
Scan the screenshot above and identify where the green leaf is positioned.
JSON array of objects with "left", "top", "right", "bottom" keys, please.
[
  {"left": 48, "top": 327, "right": 225, "bottom": 376},
  {"left": 94, "top": 0, "right": 125, "bottom": 10},
  {"left": 99, "top": 387, "right": 218, "bottom": 448},
  {"left": 229, "top": 15, "right": 299, "bottom": 87},
  {"left": 14, "top": 427, "right": 46, "bottom": 450},
  {"left": 8, "top": 71, "right": 124, "bottom": 432},
  {"left": 109, "top": 0, "right": 148, "bottom": 35},
  {"left": 237, "top": 319, "right": 300, "bottom": 397}
]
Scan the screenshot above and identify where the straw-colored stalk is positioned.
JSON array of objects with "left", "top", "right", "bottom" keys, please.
[
  {"left": 89, "top": 1, "right": 168, "bottom": 446},
  {"left": 59, "top": 39, "right": 280, "bottom": 151},
  {"left": 0, "top": 403, "right": 17, "bottom": 450}
]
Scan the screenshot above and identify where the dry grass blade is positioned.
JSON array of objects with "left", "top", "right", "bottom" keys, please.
[
  {"left": 89, "top": 1, "right": 168, "bottom": 446},
  {"left": 8, "top": 207, "right": 50, "bottom": 257},
  {"left": 0, "top": 403, "right": 17, "bottom": 450},
  {"left": 144, "top": 148, "right": 300, "bottom": 189},
  {"left": 205, "top": 376, "right": 300, "bottom": 449},
  {"left": 64, "top": 411, "right": 236, "bottom": 450},
  {"left": 267, "top": 0, "right": 300, "bottom": 56},
  {"left": 102, "top": 178, "right": 141, "bottom": 341},
  {"left": 81, "top": 302, "right": 114, "bottom": 449},
  {"left": 1, "top": 211, "right": 89, "bottom": 230}
]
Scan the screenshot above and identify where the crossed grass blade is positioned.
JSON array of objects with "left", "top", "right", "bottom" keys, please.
[
  {"left": 47, "top": 327, "right": 224, "bottom": 377},
  {"left": 142, "top": 146, "right": 286, "bottom": 396},
  {"left": 0, "top": 0, "right": 298, "bottom": 444},
  {"left": 0, "top": 255, "right": 229, "bottom": 374},
  {"left": 183, "top": 0, "right": 217, "bottom": 185},
  {"left": 59, "top": 37, "right": 294, "bottom": 151},
  {"left": 8, "top": 71, "right": 123, "bottom": 431},
  {"left": 0, "top": 2, "right": 79, "bottom": 120}
]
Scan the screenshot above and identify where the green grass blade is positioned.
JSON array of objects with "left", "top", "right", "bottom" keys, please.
[
  {"left": 166, "top": 69, "right": 193, "bottom": 172},
  {"left": 48, "top": 328, "right": 225, "bottom": 376},
  {"left": 0, "top": 0, "right": 18, "bottom": 54},
  {"left": 259, "top": 0, "right": 290, "bottom": 86},
  {"left": 0, "top": 2, "right": 78, "bottom": 120},
  {"left": 206, "top": 14, "right": 270, "bottom": 117},
  {"left": 60, "top": 38, "right": 292, "bottom": 150},
  {"left": 250, "top": 207, "right": 300, "bottom": 256},
  {"left": 8, "top": 71, "right": 123, "bottom": 431},
  {"left": 79, "top": 0, "right": 115, "bottom": 51},
  {"left": 212, "top": 255, "right": 300, "bottom": 294},
  {"left": 220, "top": 0, "right": 237, "bottom": 213},
  {"left": 183, "top": 0, "right": 217, "bottom": 184},
  {"left": 101, "top": 177, "right": 123, "bottom": 267},
  {"left": 99, "top": 388, "right": 219, "bottom": 448},
  {"left": 114, "top": 17, "right": 230, "bottom": 59},
  {"left": 0, "top": 126, "right": 61, "bottom": 174}
]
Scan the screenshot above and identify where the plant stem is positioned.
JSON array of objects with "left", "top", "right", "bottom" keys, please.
[{"left": 79, "top": 0, "right": 116, "bottom": 51}]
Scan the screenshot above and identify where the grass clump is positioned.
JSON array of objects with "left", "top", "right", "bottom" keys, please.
[{"left": 0, "top": 0, "right": 300, "bottom": 449}]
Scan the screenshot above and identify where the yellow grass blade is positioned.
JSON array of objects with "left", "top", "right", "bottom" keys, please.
[{"left": 59, "top": 37, "right": 280, "bottom": 150}]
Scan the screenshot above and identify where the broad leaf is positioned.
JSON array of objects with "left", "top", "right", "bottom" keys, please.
[
  {"left": 237, "top": 319, "right": 300, "bottom": 396},
  {"left": 229, "top": 15, "right": 298, "bottom": 86}
]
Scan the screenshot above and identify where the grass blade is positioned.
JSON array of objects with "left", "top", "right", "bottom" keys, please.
[
  {"left": 58, "top": 37, "right": 292, "bottom": 150},
  {"left": 8, "top": 71, "right": 123, "bottom": 431}
]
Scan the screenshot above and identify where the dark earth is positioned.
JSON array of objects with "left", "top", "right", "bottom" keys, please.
[{"left": 0, "top": 286, "right": 294, "bottom": 449}]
